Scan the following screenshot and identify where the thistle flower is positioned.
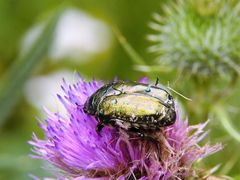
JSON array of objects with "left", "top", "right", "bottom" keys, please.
[
  {"left": 29, "top": 76, "right": 222, "bottom": 179},
  {"left": 148, "top": 0, "right": 240, "bottom": 77}
]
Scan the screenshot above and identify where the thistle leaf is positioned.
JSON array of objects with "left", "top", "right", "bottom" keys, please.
[{"left": 0, "top": 8, "right": 63, "bottom": 126}]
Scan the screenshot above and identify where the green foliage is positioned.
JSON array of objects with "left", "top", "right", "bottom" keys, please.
[
  {"left": 0, "top": 9, "right": 62, "bottom": 126},
  {"left": 213, "top": 103, "right": 240, "bottom": 142}
]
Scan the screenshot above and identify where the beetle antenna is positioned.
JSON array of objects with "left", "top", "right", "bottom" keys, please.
[
  {"left": 167, "top": 82, "right": 192, "bottom": 101},
  {"left": 155, "top": 77, "right": 159, "bottom": 86}
]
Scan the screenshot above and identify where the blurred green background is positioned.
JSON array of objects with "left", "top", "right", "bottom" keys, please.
[{"left": 0, "top": 0, "right": 240, "bottom": 179}]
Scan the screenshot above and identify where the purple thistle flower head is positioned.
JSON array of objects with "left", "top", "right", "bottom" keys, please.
[{"left": 29, "top": 76, "right": 222, "bottom": 179}]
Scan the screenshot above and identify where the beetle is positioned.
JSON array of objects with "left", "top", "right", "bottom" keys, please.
[{"left": 83, "top": 80, "right": 176, "bottom": 136}]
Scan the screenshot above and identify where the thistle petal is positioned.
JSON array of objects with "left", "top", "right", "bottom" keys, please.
[{"left": 30, "top": 76, "right": 222, "bottom": 179}]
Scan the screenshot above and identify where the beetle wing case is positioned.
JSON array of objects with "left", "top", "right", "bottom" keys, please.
[{"left": 84, "top": 80, "right": 176, "bottom": 132}]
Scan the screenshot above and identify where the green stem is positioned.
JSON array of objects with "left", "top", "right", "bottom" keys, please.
[
  {"left": 213, "top": 72, "right": 238, "bottom": 102},
  {"left": 112, "top": 27, "right": 146, "bottom": 66},
  {"left": 0, "top": 8, "right": 63, "bottom": 126},
  {"left": 213, "top": 104, "right": 240, "bottom": 142},
  {"left": 133, "top": 64, "right": 172, "bottom": 73},
  {"left": 112, "top": 27, "right": 157, "bottom": 79},
  {"left": 220, "top": 152, "right": 239, "bottom": 175}
]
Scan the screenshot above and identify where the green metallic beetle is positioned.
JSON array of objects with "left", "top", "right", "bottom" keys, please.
[{"left": 83, "top": 80, "right": 176, "bottom": 136}]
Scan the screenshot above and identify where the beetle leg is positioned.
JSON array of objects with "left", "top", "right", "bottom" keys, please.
[
  {"left": 96, "top": 117, "right": 111, "bottom": 135},
  {"left": 128, "top": 128, "right": 145, "bottom": 138},
  {"left": 144, "top": 135, "right": 161, "bottom": 161},
  {"left": 96, "top": 122, "right": 104, "bottom": 135},
  {"left": 128, "top": 127, "right": 161, "bottom": 161},
  {"left": 149, "top": 137, "right": 161, "bottom": 161}
]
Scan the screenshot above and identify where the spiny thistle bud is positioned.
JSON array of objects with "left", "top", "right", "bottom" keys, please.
[{"left": 148, "top": 0, "right": 240, "bottom": 77}]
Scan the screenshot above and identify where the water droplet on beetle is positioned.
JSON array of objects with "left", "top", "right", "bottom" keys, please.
[
  {"left": 145, "top": 86, "right": 151, "bottom": 93},
  {"left": 99, "top": 109, "right": 104, "bottom": 115},
  {"left": 112, "top": 99, "right": 117, "bottom": 104}
]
